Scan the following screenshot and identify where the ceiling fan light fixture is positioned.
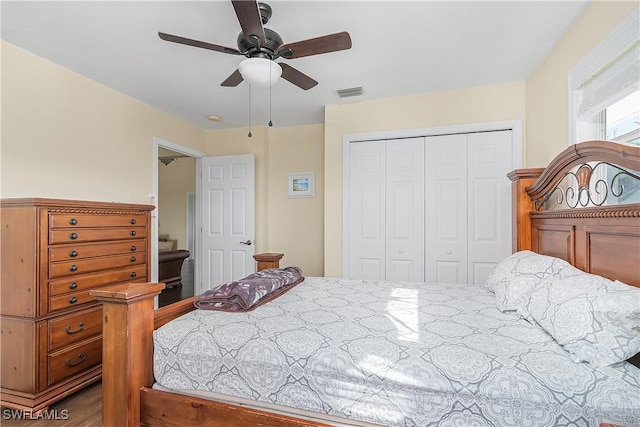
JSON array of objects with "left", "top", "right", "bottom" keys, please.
[{"left": 238, "top": 57, "right": 282, "bottom": 87}]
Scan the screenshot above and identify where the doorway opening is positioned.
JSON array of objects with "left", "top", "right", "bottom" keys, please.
[{"left": 152, "top": 138, "right": 206, "bottom": 307}]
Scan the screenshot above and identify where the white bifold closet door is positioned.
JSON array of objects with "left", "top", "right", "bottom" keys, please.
[
  {"left": 425, "top": 131, "right": 513, "bottom": 284},
  {"left": 348, "top": 138, "right": 425, "bottom": 281},
  {"left": 347, "top": 130, "right": 513, "bottom": 284}
]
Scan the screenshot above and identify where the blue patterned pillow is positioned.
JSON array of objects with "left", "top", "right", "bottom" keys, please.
[
  {"left": 524, "top": 275, "right": 640, "bottom": 367},
  {"left": 485, "top": 251, "right": 581, "bottom": 312}
]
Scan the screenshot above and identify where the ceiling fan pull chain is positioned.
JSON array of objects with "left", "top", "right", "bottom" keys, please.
[
  {"left": 268, "top": 63, "right": 273, "bottom": 127},
  {"left": 248, "top": 84, "right": 253, "bottom": 138}
]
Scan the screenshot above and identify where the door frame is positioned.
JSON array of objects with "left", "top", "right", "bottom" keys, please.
[
  {"left": 152, "top": 137, "right": 207, "bottom": 300},
  {"left": 341, "top": 120, "right": 522, "bottom": 278}
]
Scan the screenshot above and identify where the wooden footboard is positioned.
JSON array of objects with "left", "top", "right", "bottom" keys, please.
[
  {"left": 139, "top": 387, "right": 331, "bottom": 427},
  {"left": 91, "top": 283, "right": 166, "bottom": 427},
  {"left": 92, "top": 282, "right": 331, "bottom": 427}
]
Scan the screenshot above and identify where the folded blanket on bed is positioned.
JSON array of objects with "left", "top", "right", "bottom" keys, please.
[{"left": 194, "top": 266, "right": 304, "bottom": 312}]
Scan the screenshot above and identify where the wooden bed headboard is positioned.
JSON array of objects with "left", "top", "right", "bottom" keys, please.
[{"left": 509, "top": 140, "right": 640, "bottom": 287}]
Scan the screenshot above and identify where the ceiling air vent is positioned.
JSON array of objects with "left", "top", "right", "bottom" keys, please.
[{"left": 336, "top": 86, "right": 365, "bottom": 98}]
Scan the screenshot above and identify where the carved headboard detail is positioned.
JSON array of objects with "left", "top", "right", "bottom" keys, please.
[{"left": 509, "top": 140, "right": 640, "bottom": 288}]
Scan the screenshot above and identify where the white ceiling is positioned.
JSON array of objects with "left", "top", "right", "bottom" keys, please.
[{"left": 2, "top": 1, "right": 589, "bottom": 131}]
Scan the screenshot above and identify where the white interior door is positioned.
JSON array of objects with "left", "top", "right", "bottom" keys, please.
[
  {"left": 425, "top": 134, "right": 468, "bottom": 284},
  {"left": 386, "top": 138, "right": 425, "bottom": 281},
  {"left": 345, "top": 128, "right": 515, "bottom": 284},
  {"left": 467, "top": 131, "right": 513, "bottom": 284},
  {"left": 199, "top": 154, "right": 255, "bottom": 292},
  {"left": 347, "top": 138, "right": 425, "bottom": 280},
  {"left": 425, "top": 131, "right": 513, "bottom": 285},
  {"left": 348, "top": 141, "right": 386, "bottom": 279}
]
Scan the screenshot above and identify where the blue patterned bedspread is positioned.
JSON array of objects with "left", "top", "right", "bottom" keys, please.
[{"left": 153, "top": 277, "right": 640, "bottom": 426}]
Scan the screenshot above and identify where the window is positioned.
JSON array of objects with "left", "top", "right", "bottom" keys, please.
[
  {"left": 570, "top": 9, "right": 639, "bottom": 146},
  {"left": 605, "top": 89, "right": 639, "bottom": 144}
]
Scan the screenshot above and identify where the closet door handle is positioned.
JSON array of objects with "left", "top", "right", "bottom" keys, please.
[{"left": 240, "top": 240, "right": 252, "bottom": 246}]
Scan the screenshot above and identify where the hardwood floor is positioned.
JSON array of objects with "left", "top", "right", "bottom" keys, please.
[{"left": 1, "top": 381, "right": 101, "bottom": 426}]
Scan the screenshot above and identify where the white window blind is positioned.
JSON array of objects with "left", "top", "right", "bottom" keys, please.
[
  {"left": 576, "top": 41, "right": 639, "bottom": 118},
  {"left": 569, "top": 8, "right": 639, "bottom": 143}
]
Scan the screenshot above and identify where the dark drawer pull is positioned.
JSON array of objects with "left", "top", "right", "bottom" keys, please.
[
  {"left": 65, "top": 322, "right": 85, "bottom": 335},
  {"left": 69, "top": 296, "right": 78, "bottom": 304},
  {"left": 130, "top": 218, "right": 137, "bottom": 225},
  {"left": 130, "top": 271, "right": 137, "bottom": 278},
  {"left": 130, "top": 230, "right": 136, "bottom": 236},
  {"left": 65, "top": 353, "right": 86, "bottom": 367},
  {"left": 69, "top": 265, "right": 78, "bottom": 272},
  {"left": 69, "top": 250, "right": 78, "bottom": 257},
  {"left": 69, "top": 282, "right": 78, "bottom": 290},
  {"left": 69, "top": 233, "right": 78, "bottom": 240},
  {"left": 130, "top": 245, "right": 137, "bottom": 252},
  {"left": 130, "top": 256, "right": 136, "bottom": 262},
  {"left": 69, "top": 218, "right": 78, "bottom": 226}
]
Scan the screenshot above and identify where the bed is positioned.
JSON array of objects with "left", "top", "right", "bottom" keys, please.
[{"left": 91, "top": 140, "right": 640, "bottom": 427}]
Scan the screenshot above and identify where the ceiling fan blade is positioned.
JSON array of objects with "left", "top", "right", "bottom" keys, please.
[
  {"left": 231, "top": 0, "right": 266, "bottom": 46},
  {"left": 280, "top": 64, "right": 318, "bottom": 90},
  {"left": 278, "top": 32, "right": 352, "bottom": 59},
  {"left": 158, "top": 32, "right": 241, "bottom": 55},
  {"left": 221, "top": 69, "right": 244, "bottom": 87}
]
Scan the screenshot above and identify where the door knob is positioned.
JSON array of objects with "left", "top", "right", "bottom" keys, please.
[{"left": 240, "top": 240, "right": 253, "bottom": 245}]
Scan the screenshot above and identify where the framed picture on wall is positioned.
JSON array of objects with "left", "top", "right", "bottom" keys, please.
[{"left": 287, "top": 172, "right": 315, "bottom": 198}]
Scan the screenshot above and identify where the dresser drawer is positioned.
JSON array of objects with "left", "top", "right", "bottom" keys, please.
[
  {"left": 49, "top": 265, "right": 147, "bottom": 296},
  {"left": 49, "top": 277, "right": 146, "bottom": 312},
  {"left": 49, "top": 252, "right": 147, "bottom": 279},
  {"left": 48, "top": 335, "right": 102, "bottom": 386},
  {"left": 49, "top": 239, "right": 145, "bottom": 262},
  {"left": 49, "top": 307, "right": 103, "bottom": 351},
  {"left": 49, "top": 213, "right": 147, "bottom": 229},
  {"left": 49, "top": 227, "right": 146, "bottom": 244}
]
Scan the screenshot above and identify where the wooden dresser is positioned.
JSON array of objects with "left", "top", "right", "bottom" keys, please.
[{"left": 0, "top": 198, "right": 154, "bottom": 413}]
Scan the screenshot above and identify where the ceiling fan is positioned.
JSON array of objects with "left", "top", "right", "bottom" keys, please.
[{"left": 158, "top": 1, "right": 352, "bottom": 90}]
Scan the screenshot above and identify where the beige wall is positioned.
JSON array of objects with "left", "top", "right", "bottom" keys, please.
[
  {"left": 1, "top": 41, "right": 206, "bottom": 203},
  {"left": 267, "top": 124, "right": 324, "bottom": 276},
  {"left": 525, "top": 1, "right": 637, "bottom": 167},
  {"left": 158, "top": 156, "right": 196, "bottom": 250},
  {"left": 3, "top": 1, "right": 635, "bottom": 279},
  {"left": 206, "top": 124, "right": 325, "bottom": 276},
  {"left": 323, "top": 82, "right": 527, "bottom": 276}
]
